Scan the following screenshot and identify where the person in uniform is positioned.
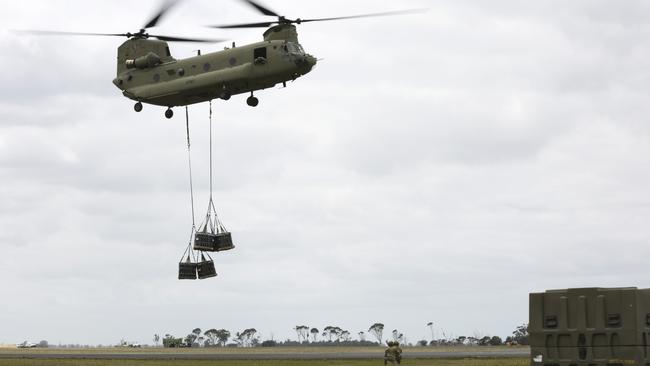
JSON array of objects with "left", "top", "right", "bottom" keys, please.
[
  {"left": 384, "top": 341, "right": 399, "bottom": 366},
  {"left": 394, "top": 341, "right": 403, "bottom": 364}
]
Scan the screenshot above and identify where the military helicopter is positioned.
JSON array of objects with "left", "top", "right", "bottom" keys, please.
[{"left": 21, "top": 0, "right": 421, "bottom": 119}]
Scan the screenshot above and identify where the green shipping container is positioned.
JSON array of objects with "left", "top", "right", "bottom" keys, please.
[{"left": 529, "top": 287, "right": 650, "bottom": 366}]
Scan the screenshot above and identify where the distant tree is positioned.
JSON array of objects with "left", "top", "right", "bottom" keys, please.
[
  {"left": 234, "top": 332, "right": 244, "bottom": 347},
  {"left": 294, "top": 325, "right": 310, "bottom": 342},
  {"left": 153, "top": 334, "right": 160, "bottom": 347},
  {"left": 478, "top": 336, "right": 491, "bottom": 346},
  {"left": 368, "top": 323, "right": 385, "bottom": 344},
  {"left": 183, "top": 328, "right": 202, "bottom": 347},
  {"left": 333, "top": 327, "right": 343, "bottom": 341},
  {"left": 163, "top": 334, "right": 183, "bottom": 348},
  {"left": 426, "top": 322, "right": 434, "bottom": 342},
  {"left": 358, "top": 331, "right": 366, "bottom": 342},
  {"left": 215, "top": 329, "right": 231, "bottom": 346},
  {"left": 236, "top": 328, "right": 258, "bottom": 347},
  {"left": 340, "top": 330, "right": 351, "bottom": 342},
  {"left": 324, "top": 326, "right": 338, "bottom": 342},
  {"left": 456, "top": 336, "right": 467, "bottom": 345},
  {"left": 37, "top": 340, "right": 48, "bottom": 348},
  {"left": 489, "top": 336, "right": 503, "bottom": 346},
  {"left": 417, "top": 340, "right": 428, "bottom": 346},
  {"left": 204, "top": 329, "right": 218, "bottom": 346},
  {"left": 512, "top": 323, "right": 529, "bottom": 345},
  {"left": 310, "top": 328, "right": 319, "bottom": 342}
]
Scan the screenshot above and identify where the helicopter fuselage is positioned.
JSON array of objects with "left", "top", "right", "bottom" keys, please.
[{"left": 112, "top": 37, "right": 316, "bottom": 108}]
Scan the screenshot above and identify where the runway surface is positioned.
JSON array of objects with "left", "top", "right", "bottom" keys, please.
[{"left": 0, "top": 348, "right": 529, "bottom": 360}]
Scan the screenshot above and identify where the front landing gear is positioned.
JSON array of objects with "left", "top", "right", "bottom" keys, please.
[
  {"left": 134, "top": 102, "right": 143, "bottom": 112},
  {"left": 246, "top": 92, "right": 259, "bottom": 107},
  {"left": 165, "top": 107, "right": 174, "bottom": 119}
]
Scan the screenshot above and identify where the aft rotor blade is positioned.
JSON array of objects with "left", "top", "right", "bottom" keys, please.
[
  {"left": 144, "top": 0, "right": 180, "bottom": 29},
  {"left": 298, "top": 9, "right": 427, "bottom": 23},
  {"left": 13, "top": 30, "right": 128, "bottom": 37},
  {"left": 151, "top": 34, "right": 226, "bottom": 43},
  {"left": 241, "top": 0, "right": 279, "bottom": 17},
  {"left": 207, "top": 21, "right": 276, "bottom": 29}
]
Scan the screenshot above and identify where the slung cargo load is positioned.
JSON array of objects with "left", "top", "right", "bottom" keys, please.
[
  {"left": 197, "top": 254, "right": 217, "bottom": 280},
  {"left": 529, "top": 287, "right": 650, "bottom": 366},
  {"left": 178, "top": 256, "right": 198, "bottom": 280},
  {"left": 194, "top": 198, "right": 235, "bottom": 253}
]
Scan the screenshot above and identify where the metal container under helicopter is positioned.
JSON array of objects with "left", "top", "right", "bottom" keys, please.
[
  {"left": 194, "top": 230, "right": 234, "bottom": 252},
  {"left": 197, "top": 254, "right": 217, "bottom": 279},
  {"left": 194, "top": 199, "right": 235, "bottom": 252},
  {"left": 178, "top": 257, "right": 198, "bottom": 280}
]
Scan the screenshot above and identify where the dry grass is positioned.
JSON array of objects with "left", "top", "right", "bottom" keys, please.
[{"left": 0, "top": 359, "right": 528, "bottom": 366}]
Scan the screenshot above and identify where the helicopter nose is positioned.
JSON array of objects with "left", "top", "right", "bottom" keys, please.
[{"left": 306, "top": 55, "right": 317, "bottom": 68}]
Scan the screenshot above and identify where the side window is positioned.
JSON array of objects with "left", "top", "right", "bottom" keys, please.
[{"left": 254, "top": 47, "right": 267, "bottom": 60}]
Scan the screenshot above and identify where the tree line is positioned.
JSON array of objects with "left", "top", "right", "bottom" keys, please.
[{"left": 155, "top": 323, "right": 529, "bottom": 348}]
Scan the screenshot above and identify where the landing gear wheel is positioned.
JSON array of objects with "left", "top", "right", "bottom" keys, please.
[
  {"left": 165, "top": 108, "right": 174, "bottom": 119},
  {"left": 134, "top": 102, "right": 143, "bottom": 112},
  {"left": 246, "top": 96, "right": 259, "bottom": 107}
]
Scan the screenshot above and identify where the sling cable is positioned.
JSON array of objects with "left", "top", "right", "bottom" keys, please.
[{"left": 179, "top": 101, "right": 234, "bottom": 280}]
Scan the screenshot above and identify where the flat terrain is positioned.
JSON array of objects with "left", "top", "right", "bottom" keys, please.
[
  {"left": 0, "top": 346, "right": 529, "bottom": 365},
  {"left": 0, "top": 359, "right": 528, "bottom": 366}
]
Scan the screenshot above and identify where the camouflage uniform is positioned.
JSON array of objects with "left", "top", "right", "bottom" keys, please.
[
  {"left": 394, "top": 342, "right": 403, "bottom": 364},
  {"left": 384, "top": 341, "right": 401, "bottom": 366}
]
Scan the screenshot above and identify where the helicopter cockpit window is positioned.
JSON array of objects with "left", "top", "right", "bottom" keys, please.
[{"left": 286, "top": 42, "right": 304, "bottom": 55}]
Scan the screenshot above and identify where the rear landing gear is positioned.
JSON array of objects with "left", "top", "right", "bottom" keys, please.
[
  {"left": 134, "top": 102, "right": 143, "bottom": 112},
  {"left": 246, "top": 93, "right": 259, "bottom": 107},
  {"left": 165, "top": 108, "right": 174, "bottom": 119}
]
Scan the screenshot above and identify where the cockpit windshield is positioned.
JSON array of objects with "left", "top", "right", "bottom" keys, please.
[{"left": 285, "top": 42, "right": 305, "bottom": 55}]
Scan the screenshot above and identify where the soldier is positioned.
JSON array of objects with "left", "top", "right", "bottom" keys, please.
[
  {"left": 384, "top": 341, "right": 400, "bottom": 366},
  {"left": 394, "top": 341, "right": 403, "bottom": 364}
]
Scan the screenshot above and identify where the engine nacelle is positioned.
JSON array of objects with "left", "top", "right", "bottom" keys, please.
[{"left": 125, "top": 52, "right": 162, "bottom": 69}]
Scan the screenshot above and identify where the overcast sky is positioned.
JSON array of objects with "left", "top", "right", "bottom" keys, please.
[{"left": 1, "top": 0, "right": 650, "bottom": 346}]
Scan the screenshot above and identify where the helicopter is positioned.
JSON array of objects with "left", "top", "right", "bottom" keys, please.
[{"left": 20, "top": 0, "right": 421, "bottom": 119}]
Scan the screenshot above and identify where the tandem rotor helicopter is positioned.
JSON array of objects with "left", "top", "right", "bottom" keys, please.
[{"left": 21, "top": 0, "right": 422, "bottom": 119}]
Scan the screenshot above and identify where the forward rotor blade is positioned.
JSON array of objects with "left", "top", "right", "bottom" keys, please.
[
  {"left": 151, "top": 34, "right": 226, "bottom": 43},
  {"left": 298, "top": 9, "right": 427, "bottom": 23},
  {"left": 13, "top": 30, "right": 128, "bottom": 37},
  {"left": 207, "top": 21, "right": 276, "bottom": 29},
  {"left": 241, "top": 0, "right": 279, "bottom": 17},
  {"left": 144, "top": 0, "right": 180, "bottom": 29}
]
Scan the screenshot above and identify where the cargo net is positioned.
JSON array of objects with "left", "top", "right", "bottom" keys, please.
[
  {"left": 194, "top": 198, "right": 234, "bottom": 253},
  {"left": 179, "top": 229, "right": 217, "bottom": 280}
]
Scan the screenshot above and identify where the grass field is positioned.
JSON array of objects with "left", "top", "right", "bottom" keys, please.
[
  {"left": 0, "top": 359, "right": 528, "bottom": 366},
  {"left": 0, "top": 346, "right": 530, "bottom": 366},
  {"left": 0, "top": 346, "right": 528, "bottom": 354}
]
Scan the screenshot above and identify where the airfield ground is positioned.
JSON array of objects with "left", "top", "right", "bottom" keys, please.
[
  {"left": 0, "top": 360, "right": 528, "bottom": 366},
  {"left": 0, "top": 346, "right": 529, "bottom": 366}
]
